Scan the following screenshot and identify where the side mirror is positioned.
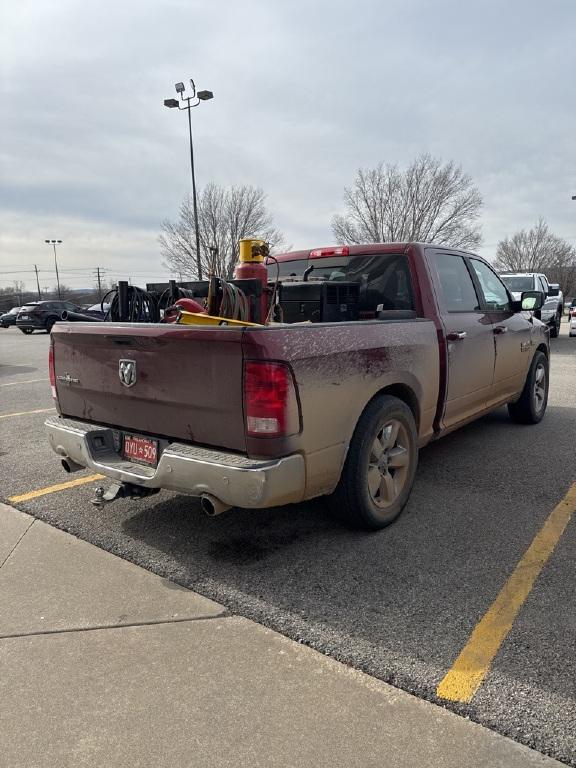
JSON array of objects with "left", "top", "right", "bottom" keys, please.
[
  {"left": 517, "top": 290, "right": 544, "bottom": 311},
  {"left": 548, "top": 284, "right": 560, "bottom": 297}
]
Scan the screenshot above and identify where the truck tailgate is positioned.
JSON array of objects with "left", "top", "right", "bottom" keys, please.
[{"left": 51, "top": 323, "right": 247, "bottom": 452}]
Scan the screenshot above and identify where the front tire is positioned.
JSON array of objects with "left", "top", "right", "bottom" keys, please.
[
  {"left": 508, "top": 350, "right": 549, "bottom": 424},
  {"left": 331, "top": 395, "right": 418, "bottom": 530},
  {"left": 550, "top": 311, "right": 561, "bottom": 338}
]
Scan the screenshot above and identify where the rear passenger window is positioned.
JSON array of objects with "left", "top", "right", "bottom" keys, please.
[{"left": 434, "top": 254, "right": 480, "bottom": 312}]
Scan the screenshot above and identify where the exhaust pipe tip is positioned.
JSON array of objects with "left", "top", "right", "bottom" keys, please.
[
  {"left": 61, "top": 457, "right": 84, "bottom": 474},
  {"left": 201, "top": 494, "right": 232, "bottom": 517}
]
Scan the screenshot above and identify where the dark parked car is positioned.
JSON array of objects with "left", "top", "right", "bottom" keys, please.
[
  {"left": 0, "top": 307, "right": 21, "bottom": 328},
  {"left": 16, "top": 301, "right": 82, "bottom": 334}
]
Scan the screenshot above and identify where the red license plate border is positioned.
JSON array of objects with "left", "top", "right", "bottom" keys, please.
[{"left": 122, "top": 433, "right": 159, "bottom": 467}]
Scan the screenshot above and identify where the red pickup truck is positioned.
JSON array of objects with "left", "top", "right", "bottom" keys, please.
[{"left": 45, "top": 243, "right": 549, "bottom": 530}]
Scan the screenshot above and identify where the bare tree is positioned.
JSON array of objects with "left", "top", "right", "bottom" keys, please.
[
  {"left": 495, "top": 219, "right": 576, "bottom": 296},
  {"left": 332, "top": 154, "right": 482, "bottom": 249},
  {"left": 495, "top": 219, "right": 574, "bottom": 270},
  {"left": 53, "top": 284, "right": 73, "bottom": 299},
  {"left": 159, "top": 183, "right": 285, "bottom": 280},
  {"left": 0, "top": 282, "right": 32, "bottom": 309}
]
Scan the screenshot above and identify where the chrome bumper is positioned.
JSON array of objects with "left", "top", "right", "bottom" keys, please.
[{"left": 45, "top": 416, "right": 305, "bottom": 508}]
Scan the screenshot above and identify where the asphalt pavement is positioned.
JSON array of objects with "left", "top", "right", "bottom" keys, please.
[
  {"left": 1, "top": 324, "right": 575, "bottom": 765},
  {"left": 3, "top": 503, "right": 561, "bottom": 768}
]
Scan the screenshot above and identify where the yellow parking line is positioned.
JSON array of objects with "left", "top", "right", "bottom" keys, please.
[
  {"left": 0, "top": 408, "right": 55, "bottom": 419},
  {"left": 0, "top": 379, "right": 48, "bottom": 387},
  {"left": 8, "top": 475, "right": 105, "bottom": 503},
  {"left": 437, "top": 483, "right": 576, "bottom": 703}
]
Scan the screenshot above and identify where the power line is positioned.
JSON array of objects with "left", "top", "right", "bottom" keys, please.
[{"left": 0, "top": 270, "right": 37, "bottom": 275}]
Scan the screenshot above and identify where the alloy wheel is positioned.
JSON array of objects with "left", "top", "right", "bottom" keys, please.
[
  {"left": 367, "top": 419, "right": 411, "bottom": 509},
  {"left": 533, "top": 363, "right": 547, "bottom": 415}
]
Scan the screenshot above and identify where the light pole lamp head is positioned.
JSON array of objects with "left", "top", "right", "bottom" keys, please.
[
  {"left": 164, "top": 98, "right": 179, "bottom": 108},
  {"left": 197, "top": 90, "right": 213, "bottom": 101},
  {"left": 175, "top": 82, "right": 185, "bottom": 95}
]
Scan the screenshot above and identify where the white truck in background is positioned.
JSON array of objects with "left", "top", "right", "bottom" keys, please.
[{"left": 500, "top": 273, "right": 563, "bottom": 337}]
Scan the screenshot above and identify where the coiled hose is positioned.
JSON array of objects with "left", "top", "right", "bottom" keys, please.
[
  {"left": 218, "top": 280, "right": 250, "bottom": 321},
  {"left": 102, "top": 286, "right": 160, "bottom": 323}
]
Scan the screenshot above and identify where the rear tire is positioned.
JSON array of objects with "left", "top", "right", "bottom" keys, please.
[
  {"left": 331, "top": 395, "right": 418, "bottom": 530},
  {"left": 508, "top": 350, "right": 549, "bottom": 424}
]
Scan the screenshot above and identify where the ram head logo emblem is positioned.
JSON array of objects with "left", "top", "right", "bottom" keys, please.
[{"left": 119, "top": 359, "right": 137, "bottom": 387}]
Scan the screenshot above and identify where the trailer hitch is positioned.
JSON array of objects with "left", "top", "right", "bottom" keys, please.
[{"left": 92, "top": 481, "right": 160, "bottom": 506}]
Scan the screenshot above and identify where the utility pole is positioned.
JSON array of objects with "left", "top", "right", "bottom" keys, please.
[
  {"left": 95, "top": 267, "right": 103, "bottom": 300},
  {"left": 33, "top": 265, "right": 41, "bottom": 298},
  {"left": 44, "top": 239, "right": 62, "bottom": 299}
]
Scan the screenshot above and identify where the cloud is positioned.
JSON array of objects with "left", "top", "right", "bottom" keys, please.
[{"left": 2, "top": 0, "right": 576, "bottom": 289}]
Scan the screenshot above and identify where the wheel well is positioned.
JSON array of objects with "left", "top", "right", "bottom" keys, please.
[
  {"left": 536, "top": 343, "right": 548, "bottom": 358},
  {"left": 369, "top": 384, "right": 420, "bottom": 430}
]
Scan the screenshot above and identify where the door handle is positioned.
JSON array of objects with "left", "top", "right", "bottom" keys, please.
[
  {"left": 493, "top": 326, "right": 508, "bottom": 335},
  {"left": 447, "top": 331, "right": 467, "bottom": 341}
]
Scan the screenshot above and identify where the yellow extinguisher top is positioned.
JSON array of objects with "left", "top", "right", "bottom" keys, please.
[{"left": 239, "top": 238, "right": 269, "bottom": 263}]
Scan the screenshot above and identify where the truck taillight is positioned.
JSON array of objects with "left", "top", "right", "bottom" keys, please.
[
  {"left": 244, "top": 361, "right": 299, "bottom": 437},
  {"left": 48, "top": 343, "right": 57, "bottom": 400}
]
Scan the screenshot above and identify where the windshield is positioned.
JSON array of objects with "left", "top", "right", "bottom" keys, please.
[
  {"left": 270, "top": 257, "right": 352, "bottom": 280},
  {"left": 269, "top": 253, "right": 413, "bottom": 314},
  {"left": 271, "top": 256, "right": 378, "bottom": 282},
  {"left": 270, "top": 259, "right": 309, "bottom": 279},
  {"left": 500, "top": 275, "right": 534, "bottom": 292}
]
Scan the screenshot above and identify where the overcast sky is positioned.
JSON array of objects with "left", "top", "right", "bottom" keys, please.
[{"left": 1, "top": 0, "right": 575, "bottom": 293}]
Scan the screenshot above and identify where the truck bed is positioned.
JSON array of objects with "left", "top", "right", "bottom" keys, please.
[
  {"left": 51, "top": 323, "right": 248, "bottom": 452},
  {"left": 51, "top": 318, "right": 440, "bottom": 493}
]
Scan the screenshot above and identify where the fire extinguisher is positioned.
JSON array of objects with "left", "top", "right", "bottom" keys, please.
[{"left": 234, "top": 239, "right": 270, "bottom": 323}]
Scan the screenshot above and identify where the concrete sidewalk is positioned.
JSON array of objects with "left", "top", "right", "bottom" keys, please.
[{"left": 0, "top": 503, "right": 562, "bottom": 768}]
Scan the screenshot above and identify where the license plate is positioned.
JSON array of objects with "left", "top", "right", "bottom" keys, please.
[
  {"left": 122, "top": 435, "right": 158, "bottom": 466},
  {"left": 20, "top": 315, "right": 29, "bottom": 320}
]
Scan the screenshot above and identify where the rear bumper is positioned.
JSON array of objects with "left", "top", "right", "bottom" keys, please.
[
  {"left": 16, "top": 319, "right": 46, "bottom": 329},
  {"left": 45, "top": 415, "right": 306, "bottom": 509}
]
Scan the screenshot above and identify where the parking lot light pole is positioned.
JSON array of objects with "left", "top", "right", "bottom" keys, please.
[
  {"left": 44, "top": 239, "right": 62, "bottom": 299},
  {"left": 164, "top": 79, "right": 213, "bottom": 280}
]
